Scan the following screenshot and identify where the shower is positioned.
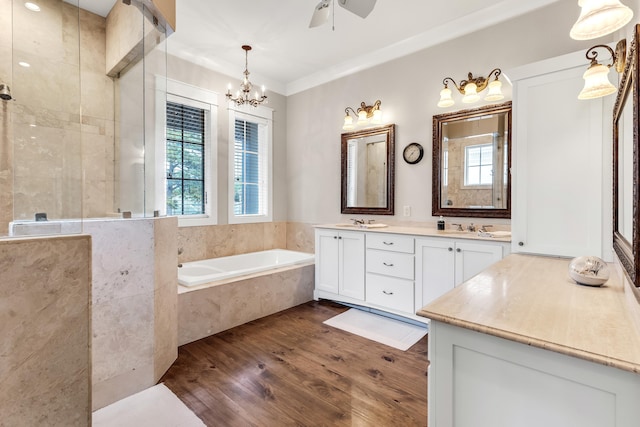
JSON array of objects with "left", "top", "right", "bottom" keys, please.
[{"left": 0, "top": 84, "right": 11, "bottom": 101}]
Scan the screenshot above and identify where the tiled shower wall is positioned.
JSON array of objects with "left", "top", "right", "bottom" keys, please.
[
  {"left": 0, "top": 235, "right": 91, "bottom": 426},
  {"left": 0, "top": 0, "right": 116, "bottom": 235}
]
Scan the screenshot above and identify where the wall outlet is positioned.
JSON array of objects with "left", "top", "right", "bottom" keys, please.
[{"left": 403, "top": 205, "right": 411, "bottom": 216}]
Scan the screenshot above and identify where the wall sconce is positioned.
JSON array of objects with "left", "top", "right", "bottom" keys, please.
[
  {"left": 343, "top": 100, "right": 382, "bottom": 130},
  {"left": 570, "top": 0, "right": 633, "bottom": 40},
  {"left": 578, "top": 39, "right": 626, "bottom": 100},
  {"left": 437, "top": 68, "right": 504, "bottom": 108}
]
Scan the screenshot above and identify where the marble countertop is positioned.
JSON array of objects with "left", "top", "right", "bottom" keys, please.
[
  {"left": 417, "top": 254, "right": 640, "bottom": 373},
  {"left": 314, "top": 224, "right": 511, "bottom": 243}
]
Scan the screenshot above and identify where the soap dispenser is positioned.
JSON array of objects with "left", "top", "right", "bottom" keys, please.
[{"left": 437, "top": 216, "right": 445, "bottom": 230}]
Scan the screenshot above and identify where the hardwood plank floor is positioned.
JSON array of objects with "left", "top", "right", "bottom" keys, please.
[{"left": 161, "top": 300, "right": 428, "bottom": 427}]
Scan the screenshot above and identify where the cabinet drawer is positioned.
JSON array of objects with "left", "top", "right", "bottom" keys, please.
[
  {"left": 367, "top": 233, "right": 414, "bottom": 253},
  {"left": 366, "top": 249, "right": 414, "bottom": 280},
  {"left": 366, "top": 274, "right": 414, "bottom": 314}
]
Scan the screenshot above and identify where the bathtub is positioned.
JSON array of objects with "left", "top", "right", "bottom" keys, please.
[{"left": 178, "top": 249, "right": 315, "bottom": 287}]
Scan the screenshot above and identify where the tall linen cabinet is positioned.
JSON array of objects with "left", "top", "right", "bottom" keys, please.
[{"left": 509, "top": 48, "right": 610, "bottom": 259}]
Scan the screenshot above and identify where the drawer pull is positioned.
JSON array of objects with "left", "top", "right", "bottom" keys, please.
[
  {"left": 448, "top": 247, "right": 453, "bottom": 252},
  {"left": 383, "top": 241, "right": 394, "bottom": 245},
  {"left": 383, "top": 262, "right": 394, "bottom": 267},
  {"left": 383, "top": 290, "right": 394, "bottom": 295}
]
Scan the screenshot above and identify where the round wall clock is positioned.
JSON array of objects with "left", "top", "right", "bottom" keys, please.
[{"left": 403, "top": 142, "right": 424, "bottom": 164}]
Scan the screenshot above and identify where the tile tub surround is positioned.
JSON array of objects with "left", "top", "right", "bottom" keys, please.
[
  {"left": 177, "top": 222, "right": 316, "bottom": 264},
  {"left": 418, "top": 254, "right": 640, "bottom": 372},
  {"left": 88, "top": 217, "right": 178, "bottom": 410},
  {"left": 0, "top": 235, "right": 91, "bottom": 426},
  {"left": 178, "top": 263, "right": 315, "bottom": 345}
]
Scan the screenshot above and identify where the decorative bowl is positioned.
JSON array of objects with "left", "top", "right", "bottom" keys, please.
[{"left": 568, "top": 256, "right": 610, "bottom": 287}]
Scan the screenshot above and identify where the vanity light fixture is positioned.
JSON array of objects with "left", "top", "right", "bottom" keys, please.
[
  {"left": 437, "top": 69, "right": 504, "bottom": 108},
  {"left": 342, "top": 100, "right": 382, "bottom": 130},
  {"left": 570, "top": 0, "right": 633, "bottom": 40},
  {"left": 225, "top": 45, "right": 267, "bottom": 108},
  {"left": 578, "top": 39, "right": 627, "bottom": 100}
]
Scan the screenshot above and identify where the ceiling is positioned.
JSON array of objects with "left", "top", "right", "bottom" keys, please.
[{"left": 81, "top": 0, "right": 562, "bottom": 95}]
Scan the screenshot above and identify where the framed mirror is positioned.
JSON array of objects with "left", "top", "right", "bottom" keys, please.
[
  {"left": 432, "top": 102, "right": 512, "bottom": 218},
  {"left": 341, "top": 124, "right": 395, "bottom": 215},
  {"left": 613, "top": 24, "right": 640, "bottom": 292}
]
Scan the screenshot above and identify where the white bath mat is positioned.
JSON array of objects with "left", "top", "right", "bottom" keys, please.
[
  {"left": 323, "top": 308, "right": 428, "bottom": 351},
  {"left": 92, "top": 383, "right": 205, "bottom": 427}
]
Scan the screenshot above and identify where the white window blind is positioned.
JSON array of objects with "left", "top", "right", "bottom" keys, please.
[{"left": 233, "top": 117, "right": 267, "bottom": 216}]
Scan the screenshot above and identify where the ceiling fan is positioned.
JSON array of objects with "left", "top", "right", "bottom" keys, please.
[{"left": 309, "top": 0, "right": 377, "bottom": 28}]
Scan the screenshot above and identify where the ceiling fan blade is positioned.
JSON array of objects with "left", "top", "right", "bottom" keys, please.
[
  {"left": 309, "top": 0, "right": 331, "bottom": 28},
  {"left": 337, "top": 0, "right": 376, "bottom": 19}
]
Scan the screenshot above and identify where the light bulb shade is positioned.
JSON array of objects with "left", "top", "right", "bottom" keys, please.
[
  {"left": 462, "top": 82, "right": 480, "bottom": 103},
  {"left": 437, "top": 87, "right": 455, "bottom": 108},
  {"left": 570, "top": 0, "right": 633, "bottom": 40},
  {"left": 578, "top": 63, "right": 617, "bottom": 99},
  {"left": 484, "top": 79, "right": 504, "bottom": 102},
  {"left": 343, "top": 114, "right": 354, "bottom": 130},
  {"left": 357, "top": 110, "right": 368, "bottom": 124},
  {"left": 371, "top": 109, "right": 383, "bottom": 124}
]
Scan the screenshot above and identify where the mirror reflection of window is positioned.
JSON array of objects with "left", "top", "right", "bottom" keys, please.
[{"left": 464, "top": 142, "right": 493, "bottom": 187}]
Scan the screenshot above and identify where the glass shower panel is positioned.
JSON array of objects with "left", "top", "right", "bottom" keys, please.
[
  {"left": 116, "top": 3, "right": 167, "bottom": 218},
  {"left": 8, "top": 0, "right": 83, "bottom": 236}
]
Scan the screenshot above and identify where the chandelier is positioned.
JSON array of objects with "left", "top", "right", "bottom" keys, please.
[{"left": 226, "top": 45, "right": 267, "bottom": 107}]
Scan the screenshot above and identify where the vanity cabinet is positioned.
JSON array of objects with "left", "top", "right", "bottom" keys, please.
[
  {"left": 509, "top": 50, "right": 605, "bottom": 258},
  {"left": 365, "top": 233, "right": 415, "bottom": 314},
  {"left": 315, "top": 229, "right": 365, "bottom": 299},
  {"left": 415, "top": 237, "right": 508, "bottom": 310},
  {"left": 314, "top": 226, "right": 510, "bottom": 323}
]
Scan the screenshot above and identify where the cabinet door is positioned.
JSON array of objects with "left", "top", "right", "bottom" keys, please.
[
  {"left": 315, "top": 230, "right": 340, "bottom": 293},
  {"left": 339, "top": 231, "right": 365, "bottom": 300},
  {"left": 416, "top": 238, "right": 455, "bottom": 310},
  {"left": 511, "top": 60, "right": 604, "bottom": 258},
  {"left": 454, "top": 241, "right": 503, "bottom": 285}
]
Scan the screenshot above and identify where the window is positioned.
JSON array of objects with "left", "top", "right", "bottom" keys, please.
[
  {"left": 229, "top": 107, "right": 272, "bottom": 223},
  {"left": 464, "top": 143, "right": 493, "bottom": 186},
  {"left": 166, "top": 101, "right": 205, "bottom": 215},
  {"left": 157, "top": 78, "right": 218, "bottom": 227}
]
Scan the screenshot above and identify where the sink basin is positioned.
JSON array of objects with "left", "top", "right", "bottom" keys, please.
[{"left": 334, "top": 223, "right": 388, "bottom": 229}]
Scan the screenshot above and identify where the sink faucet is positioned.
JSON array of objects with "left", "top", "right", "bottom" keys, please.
[
  {"left": 451, "top": 223, "right": 463, "bottom": 231},
  {"left": 466, "top": 223, "right": 476, "bottom": 232},
  {"left": 480, "top": 225, "right": 493, "bottom": 233},
  {"left": 351, "top": 218, "right": 365, "bottom": 226}
]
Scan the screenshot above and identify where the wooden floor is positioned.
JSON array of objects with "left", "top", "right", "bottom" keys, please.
[{"left": 161, "top": 300, "right": 428, "bottom": 427}]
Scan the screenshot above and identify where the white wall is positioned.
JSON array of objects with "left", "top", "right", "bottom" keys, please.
[{"left": 285, "top": 1, "right": 608, "bottom": 226}]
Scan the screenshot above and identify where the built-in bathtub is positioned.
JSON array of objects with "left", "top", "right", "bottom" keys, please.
[
  {"left": 178, "top": 249, "right": 315, "bottom": 287},
  {"left": 177, "top": 249, "right": 316, "bottom": 345}
]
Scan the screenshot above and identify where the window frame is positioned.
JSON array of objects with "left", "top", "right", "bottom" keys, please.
[
  {"left": 157, "top": 78, "right": 218, "bottom": 227},
  {"left": 228, "top": 105, "right": 273, "bottom": 224}
]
